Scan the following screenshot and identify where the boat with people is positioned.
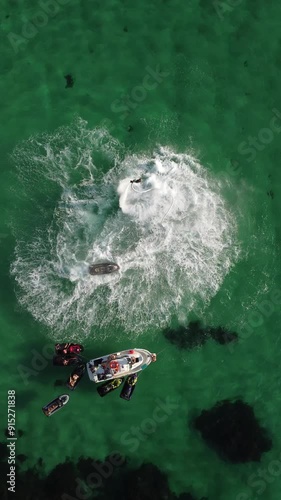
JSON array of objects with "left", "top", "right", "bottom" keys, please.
[
  {"left": 89, "top": 262, "right": 120, "bottom": 275},
  {"left": 42, "top": 394, "right": 69, "bottom": 417},
  {"left": 87, "top": 349, "right": 157, "bottom": 383}
]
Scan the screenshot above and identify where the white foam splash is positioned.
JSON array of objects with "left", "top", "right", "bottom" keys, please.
[{"left": 11, "top": 120, "right": 239, "bottom": 337}]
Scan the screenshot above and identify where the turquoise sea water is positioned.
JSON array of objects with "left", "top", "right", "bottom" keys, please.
[{"left": 1, "top": 0, "right": 281, "bottom": 499}]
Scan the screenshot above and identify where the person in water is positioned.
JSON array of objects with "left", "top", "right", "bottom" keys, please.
[
  {"left": 130, "top": 178, "right": 142, "bottom": 184},
  {"left": 151, "top": 353, "right": 157, "bottom": 362}
]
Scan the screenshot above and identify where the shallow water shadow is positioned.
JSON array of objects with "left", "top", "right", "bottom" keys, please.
[
  {"left": 163, "top": 320, "right": 238, "bottom": 349},
  {"left": 194, "top": 399, "right": 272, "bottom": 464},
  {"left": 0, "top": 449, "right": 206, "bottom": 500}
]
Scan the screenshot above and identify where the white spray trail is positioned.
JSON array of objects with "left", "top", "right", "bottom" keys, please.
[{"left": 11, "top": 121, "right": 239, "bottom": 337}]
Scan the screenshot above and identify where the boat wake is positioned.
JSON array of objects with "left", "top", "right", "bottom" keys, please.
[{"left": 11, "top": 119, "right": 239, "bottom": 336}]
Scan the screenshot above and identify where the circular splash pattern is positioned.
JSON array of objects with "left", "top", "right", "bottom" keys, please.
[{"left": 11, "top": 120, "right": 239, "bottom": 336}]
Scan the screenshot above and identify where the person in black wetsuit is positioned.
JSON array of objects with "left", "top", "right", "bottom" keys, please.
[{"left": 130, "top": 178, "right": 142, "bottom": 184}]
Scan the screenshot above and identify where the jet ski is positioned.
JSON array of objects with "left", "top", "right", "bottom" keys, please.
[
  {"left": 42, "top": 394, "right": 69, "bottom": 417},
  {"left": 66, "top": 363, "right": 86, "bottom": 391},
  {"left": 55, "top": 343, "right": 84, "bottom": 355},
  {"left": 89, "top": 262, "right": 119, "bottom": 275},
  {"left": 53, "top": 354, "right": 82, "bottom": 366},
  {"left": 120, "top": 373, "right": 138, "bottom": 401},
  {"left": 97, "top": 378, "right": 124, "bottom": 397}
]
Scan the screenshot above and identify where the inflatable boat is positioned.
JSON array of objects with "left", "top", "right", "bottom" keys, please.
[{"left": 42, "top": 394, "right": 69, "bottom": 417}]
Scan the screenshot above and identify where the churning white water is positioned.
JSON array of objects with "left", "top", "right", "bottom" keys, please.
[{"left": 11, "top": 119, "right": 239, "bottom": 336}]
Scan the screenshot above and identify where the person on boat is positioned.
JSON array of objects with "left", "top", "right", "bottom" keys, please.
[
  {"left": 130, "top": 178, "right": 142, "bottom": 184},
  {"left": 102, "top": 354, "right": 117, "bottom": 370},
  {"left": 69, "top": 344, "right": 83, "bottom": 354},
  {"left": 62, "top": 345, "right": 70, "bottom": 354},
  {"left": 62, "top": 356, "right": 79, "bottom": 366},
  {"left": 108, "top": 354, "right": 117, "bottom": 361},
  {"left": 55, "top": 343, "right": 83, "bottom": 355},
  {"left": 69, "top": 373, "right": 79, "bottom": 387},
  {"left": 55, "top": 343, "right": 69, "bottom": 355},
  {"left": 46, "top": 403, "right": 58, "bottom": 415}
]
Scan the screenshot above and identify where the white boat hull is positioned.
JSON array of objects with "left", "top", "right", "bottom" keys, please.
[{"left": 86, "top": 348, "right": 153, "bottom": 383}]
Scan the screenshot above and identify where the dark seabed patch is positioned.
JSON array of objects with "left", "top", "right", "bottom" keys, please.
[
  {"left": 163, "top": 320, "right": 238, "bottom": 349},
  {"left": 194, "top": 399, "right": 272, "bottom": 463}
]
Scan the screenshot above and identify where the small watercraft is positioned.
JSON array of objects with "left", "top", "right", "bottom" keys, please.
[
  {"left": 97, "top": 378, "right": 124, "bottom": 397},
  {"left": 42, "top": 394, "right": 69, "bottom": 417},
  {"left": 89, "top": 262, "right": 119, "bottom": 275},
  {"left": 66, "top": 363, "right": 86, "bottom": 391},
  {"left": 120, "top": 373, "right": 138, "bottom": 401},
  {"left": 55, "top": 343, "right": 84, "bottom": 355},
  {"left": 53, "top": 354, "right": 82, "bottom": 366},
  {"left": 87, "top": 349, "right": 156, "bottom": 383}
]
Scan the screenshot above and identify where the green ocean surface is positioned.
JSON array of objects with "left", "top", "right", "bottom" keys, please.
[{"left": 1, "top": 0, "right": 281, "bottom": 498}]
